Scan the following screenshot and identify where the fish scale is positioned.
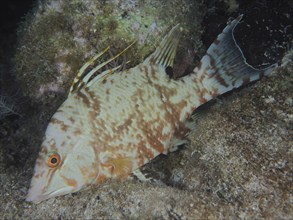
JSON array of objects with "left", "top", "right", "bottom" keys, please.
[{"left": 26, "top": 15, "right": 277, "bottom": 203}]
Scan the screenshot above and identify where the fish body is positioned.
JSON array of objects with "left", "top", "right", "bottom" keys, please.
[{"left": 26, "top": 16, "right": 276, "bottom": 203}]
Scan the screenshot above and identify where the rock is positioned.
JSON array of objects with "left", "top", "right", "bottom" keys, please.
[
  {"left": 14, "top": 0, "right": 204, "bottom": 104},
  {"left": 0, "top": 0, "right": 292, "bottom": 219}
]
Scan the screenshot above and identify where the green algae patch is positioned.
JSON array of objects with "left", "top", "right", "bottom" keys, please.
[{"left": 14, "top": 0, "right": 204, "bottom": 104}]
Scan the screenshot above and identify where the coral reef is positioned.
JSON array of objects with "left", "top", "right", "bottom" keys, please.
[{"left": 14, "top": 0, "right": 204, "bottom": 104}]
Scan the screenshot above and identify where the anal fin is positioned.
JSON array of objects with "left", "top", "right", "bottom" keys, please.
[{"left": 131, "top": 169, "right": 153, "bottom": 182}]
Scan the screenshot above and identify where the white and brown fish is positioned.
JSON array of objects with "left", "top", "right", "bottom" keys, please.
[{"left": 26, "top": 15, "right": 277, "bottom": 203}]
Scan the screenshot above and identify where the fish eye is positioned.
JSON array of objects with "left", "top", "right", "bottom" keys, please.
[{"left": 47, "top": 152, "right": 61, "bottom": 168}]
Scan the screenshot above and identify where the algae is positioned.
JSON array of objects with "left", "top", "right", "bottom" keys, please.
[
  {"left": 14, "top": 0, "right": 204, "bottom": 104},
  {"left": 0, "top": 0, "right": 292, "bottom": 219}
]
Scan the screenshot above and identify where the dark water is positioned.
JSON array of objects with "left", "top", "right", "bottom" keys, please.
[
  {"left": 203, "top": 0, "right": 292, "bottom": 68},
  {"left": 0, "top": 0, "right": 35, "bottom": 120},
  {"left": 0, "top": 0, "right": 35, "bottom": 81},
  {"left": 0, "top": 0, "right": 292, "bottom": 218}
]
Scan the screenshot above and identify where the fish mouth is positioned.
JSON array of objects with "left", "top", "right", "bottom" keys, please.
[{"left": 26, "top": 186, "right": 75, "bottom": 204}]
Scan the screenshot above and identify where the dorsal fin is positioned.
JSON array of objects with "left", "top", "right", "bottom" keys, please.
[
  {"left": 70, "top": 41, "right": 136, "bottom": 93},
  {"left": 70, "top": 46, "right": 109, "bottom": 93},
  {"left": 86, "top": 60, "right": 130, "bottom": 87},
  {"left": 144, "top": 24, "right": 181, "bottom": 67}
]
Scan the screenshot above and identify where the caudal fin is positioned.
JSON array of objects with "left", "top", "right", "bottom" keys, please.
[{"left": 193, "top": 15, "right": 277, "bottom": 102}]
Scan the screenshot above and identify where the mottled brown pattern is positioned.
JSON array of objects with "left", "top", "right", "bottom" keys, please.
[
  {"left": 50, "top": 118, "right": 70, "bottom": 132},
  {"left": 69, "top": 117, "right": 75, "bottom": 124},
  {"left": 137, "top": 66, "right": 192, "bottom": 153},
  {"left": 77, "top": 91, "right": 90, "bottom": 107},
  {"left": 199, "top": 96, "right": 207, "bottom": 104},
  {"left": 34, "top": 171, "right": 45, "bottom": 179},
  {"left": 102, "top": 78, "right": 107, "bottom": 84},
  {"left": 150, "top": 65, "right": 159, "bottom": 80},
  {"left": 117, "top": 116, "right": 133, "bottom": 133},
  {"left": 149, "top": 57, "right": 156, "bottom": 65},
  {"left": 96, "top": 172, "right": 108, "bottom": 184},
  {"left": 56, "top": 109, "right": 64, "bottom": 113},
  {"left": 215, "top": 74, "right": 229, "bottom": 88},
  {"left": 242, "top": 76, "right": 251, "bottom": 85},
  {"left": 207, "top": 53, "right": 215, "bottom": 69},
  {"left": 74, "top": 128, "right": 82, "bottom": 136},
  {"left": 210, "top": 87, "right": 219, "bottom": 98},
  {"left": 79, "top": 166, "right": 98, "bottom": 180},
  {"left": 199, "top": 69, "right": 207, "bottom": 83},
  {"left": 196, "top": 87, "right": 208, "bottom": 104},
  {"left": 40, "top": 147, "right": 48, "bottom": 155},
  {"left": 174, "top": 121, "right": 191, "bottom": 140},
  {"left": 141, "top": 124, "right": 165, "bottom": 153},
  {"left": 131, "top": 90, "right": 166, "bottom": 154},
  {"left": 80, "top": 88, "right": 101, "bottom": 121},
  {"left": 136, "top": 140, "right": 155, "bottom": 166},
  {"left": 60, "top": 174, "right": 78, "bottom": 188},
  {"left": 35, "top": 158, "right": 44, "bottom": 166},
  {"left": 49, "top": 139, "right": 57, "bottom": 150}
]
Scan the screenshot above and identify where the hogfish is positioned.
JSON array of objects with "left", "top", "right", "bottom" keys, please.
[{"left": 26, "top": 15, "right": 276, "bottom": 203}]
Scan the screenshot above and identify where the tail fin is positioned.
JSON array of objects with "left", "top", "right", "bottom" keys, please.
[{"left": 193, "top": 15, "right": 277, "bottom": 102}]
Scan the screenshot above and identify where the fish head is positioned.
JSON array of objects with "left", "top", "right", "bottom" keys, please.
[{"left": 26, "top": 110, "right": 99, "bottom": 203}]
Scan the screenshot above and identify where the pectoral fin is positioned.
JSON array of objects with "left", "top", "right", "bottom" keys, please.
[{"left": 101, "top": 157, "right": 134, "bottom": 178}]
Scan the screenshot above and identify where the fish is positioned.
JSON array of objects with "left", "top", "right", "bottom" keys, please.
[{"left": 26, "top": 15, "right": 277, "bottom": 203}]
